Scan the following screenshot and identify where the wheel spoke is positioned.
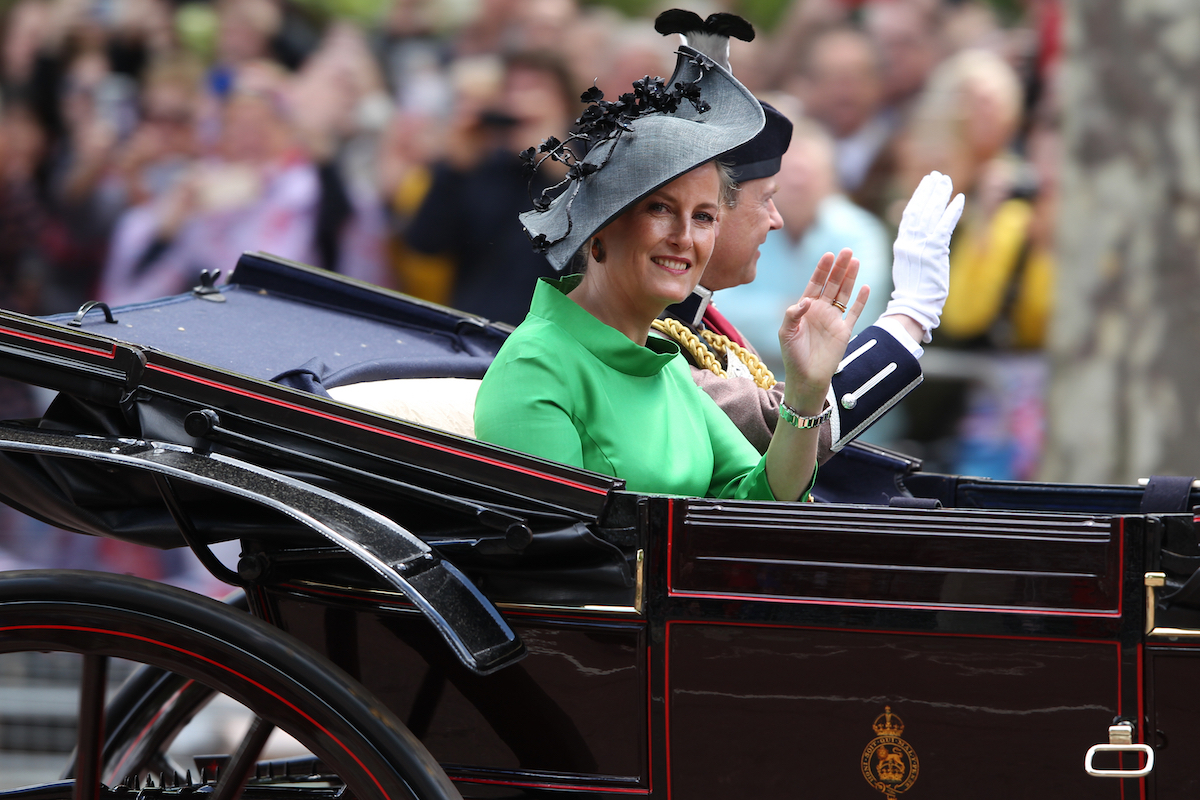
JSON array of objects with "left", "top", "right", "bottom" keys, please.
[
  {"left": 211, "top": 716, "right": 275, "bottom": 800},
  {"left": 74, "top": 655, "right": 108, "bottom": 800},
  {"left": 0, "top": 571, "right": 457, "bottom": 800}
]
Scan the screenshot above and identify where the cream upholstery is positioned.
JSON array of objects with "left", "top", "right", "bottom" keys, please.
[{"left": 328, "top": 378, "right": 481, "bottom": 438}]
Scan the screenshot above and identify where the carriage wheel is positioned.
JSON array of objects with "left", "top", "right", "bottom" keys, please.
[{"left": 0, "top": 570, "right": 460, "bottom": 800}]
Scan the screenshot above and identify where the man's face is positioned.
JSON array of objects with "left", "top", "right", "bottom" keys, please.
[
  {"left": 866, "top": 2, "right": 938, "bottom": 105},
  {"left": 504, "top": 65, "right": 570, "bottom": 148},
  {"left": 802, "top": 31, "right": 883, "bottom": 138},
  {"left": 701, "top": 176, "right": 783, "bottom": 291}
]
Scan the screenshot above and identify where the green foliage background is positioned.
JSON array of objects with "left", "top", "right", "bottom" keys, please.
[{"left": 0, "top": 0, "right": 1028, "bottom": 36}]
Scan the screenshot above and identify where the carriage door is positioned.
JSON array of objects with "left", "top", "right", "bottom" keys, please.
[
  {"left": 655, "top": 498, "right": 1147, "bottom": 800},
  {"left": 1143, "top": 511, "right": 1200, "bottom": 798}
]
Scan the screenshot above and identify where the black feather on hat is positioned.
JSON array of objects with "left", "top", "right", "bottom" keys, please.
[
  {"left": 654, "top": 10, "right": 755, "bottom": 72},
  {"left": 655, "top": 8, "right": 792, "bottom": 184}
]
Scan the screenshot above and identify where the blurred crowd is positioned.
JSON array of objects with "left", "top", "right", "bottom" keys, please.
[{"left": 0, "top": 0, "right": 1061, "bottom": 585}]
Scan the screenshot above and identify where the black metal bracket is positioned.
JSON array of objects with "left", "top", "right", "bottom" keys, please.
[
  {"left": 184, "top": 408, "right": 534, "bottom": 552},
  {"left": 68, "top": 301, "right": 118, "bottom": 328},
  {"left": 192, "top": 269, "right": 226, "bottom": 302},
  {"left": 0, "top": 426, "right": 526, "bottom": 675},
  {"left": 152, "top": 472, "right": 246, "bottom": 587}
]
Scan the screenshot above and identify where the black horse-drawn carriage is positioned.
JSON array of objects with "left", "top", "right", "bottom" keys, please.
[{"left": 0, "top": 253, "right": 1195, "bottom": 799}]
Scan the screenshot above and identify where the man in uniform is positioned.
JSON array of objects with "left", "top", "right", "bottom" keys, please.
[{"left": 652, "top": 12, "right": 963, "bottom": 461}]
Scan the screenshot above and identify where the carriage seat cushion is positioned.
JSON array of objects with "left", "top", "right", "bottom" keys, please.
[{"left": 327, "top": 378, "right": 480, "bottom": 438}]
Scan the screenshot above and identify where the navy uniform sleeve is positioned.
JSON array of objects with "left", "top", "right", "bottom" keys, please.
[
  {"left": 683, "top": 327, "right": 920, "bottom": 460},
  {"left": 826, "top": 325, "right": 923, "bottom": 452}
]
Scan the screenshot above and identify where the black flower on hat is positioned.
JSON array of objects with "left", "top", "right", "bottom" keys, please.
[{"left": 522, "top": 52, "right": 716, "bottom": 252}]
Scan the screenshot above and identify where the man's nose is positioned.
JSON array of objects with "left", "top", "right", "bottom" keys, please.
[{"left": 767, "top": 198, "right": 783, "bottom": 231}]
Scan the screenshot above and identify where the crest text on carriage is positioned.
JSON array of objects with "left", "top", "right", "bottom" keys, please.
[{"left": 860, "top": 706, "right": 919, "bottom": 798}]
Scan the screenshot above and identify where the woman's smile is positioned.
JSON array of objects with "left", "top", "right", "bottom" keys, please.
[{"left": 652, "top": 255, "right": 693, "bottom": 274}]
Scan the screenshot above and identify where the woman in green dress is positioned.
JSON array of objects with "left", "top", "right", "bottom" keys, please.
[{"left": 474, "top": 29, "right": 867, "bottom": 502}]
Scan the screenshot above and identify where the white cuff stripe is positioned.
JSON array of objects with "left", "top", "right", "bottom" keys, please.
[
  {"left": 837, "top": 338, "right": 878, "bottom": 374},
  {"left": 826, "top": 384, "right": 840, "bottom": 444},
  {"left": 841, "top": 362, "right": 897, "bottom": 408}
]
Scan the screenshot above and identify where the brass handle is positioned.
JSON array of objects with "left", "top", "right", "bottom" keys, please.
[
  {"left": 1085, "top": 725, "right": 1153, "bottom": 778},
  {"left": 1143, "top": 571, "right": 1200, "bottom": 637}
]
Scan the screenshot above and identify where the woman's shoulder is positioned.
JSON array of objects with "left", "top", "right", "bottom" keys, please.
[
  {"left": 475, "top": 315, "right": 586, "bottom": 437},
  {"left": 492, "top": 314, "right": 581, "bottom": 363},
  {"left": 481, "top": 316, "right": 594, "bottom": 401}
]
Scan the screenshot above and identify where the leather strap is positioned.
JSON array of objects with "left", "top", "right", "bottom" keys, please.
[{"left": 1140, "top": 475, "right": 1196, "bottom": 514}]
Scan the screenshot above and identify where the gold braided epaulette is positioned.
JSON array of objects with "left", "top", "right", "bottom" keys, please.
[{"left": 651, "top": 317, "right": 777, "bottom": 390}]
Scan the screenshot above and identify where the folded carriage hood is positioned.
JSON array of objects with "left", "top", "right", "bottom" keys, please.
[{"left": 0, "top": 253, "right": 633, "bottom": 674}]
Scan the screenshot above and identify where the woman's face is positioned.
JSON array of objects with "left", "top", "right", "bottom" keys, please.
[{"left": 595, "top": 163, "right": 722, "bottom": 311}]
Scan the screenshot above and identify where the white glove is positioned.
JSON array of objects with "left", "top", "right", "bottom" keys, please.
[{"left": 883, "top": 171, "right": 965, "bottom": 342}]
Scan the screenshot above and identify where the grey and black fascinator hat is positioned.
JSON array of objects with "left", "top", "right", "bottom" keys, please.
[{"left": 518, "top": 20, "right": 765, "bottom": 271}]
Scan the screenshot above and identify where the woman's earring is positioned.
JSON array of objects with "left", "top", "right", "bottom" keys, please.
[{"left": 591, "top": 238, "right": 606, "bottom": 263}]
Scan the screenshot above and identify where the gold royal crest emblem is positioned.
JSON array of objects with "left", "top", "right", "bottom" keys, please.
[{"left": 861, "top": 706, "right": 919, "bottom": 798}]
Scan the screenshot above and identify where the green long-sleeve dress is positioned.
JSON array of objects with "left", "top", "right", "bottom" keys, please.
[{"left": 474, "top": 276, "right": 784, "bottom": 500}]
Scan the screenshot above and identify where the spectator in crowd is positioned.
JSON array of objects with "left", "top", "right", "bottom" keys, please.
[
  {"left": 377, "top": 94, "right": 455, "bottom": 302},
  {"left": 939, "top": 0, "right": 1010, "bottom": 56},
  {"left": 403, "top": 49, "right": 576, "bottom": 326},
  {"left": 508, "top": 0, "right": 579, "bottom": 55},
  {"left": 373, "top": 0, "right": 454, "bottom": 119},
  {"left": 0, "top": 96, "right": 48, "bottom": 326},
  {"left": 105, "top": 52, "right": 202, "bottom": 214},
  {"left": 453, "top": 0, "right": 580, "bottom": 60},
  {"left": 287, "top": 21, "right": 392, "bottom": 283},
  {"left": 0, "top": 94, "right": 48, "bottom": 570},
  {"left": 98, "top": 61, "right": 321, "bottom": 303},
  {"left": 0, "top": 87, "right": 206, "bottom": 590},
  {"left": 717, "top": 112, "right": 892, "bottom": 377},
  {"left": 756, "top": 0, "right": 860, "bottom": 90},
  {"left": 864, "top": 0, "right": 943, "bottom": 120},
  {"left": 898, "top": 47, "right": 1052, "bottom": 479},
  {"left": 452, "top": 0, "right": 523, "bottom": 58},
  {"left": 208, "top": 0, "right": 281, "bottom": 97},
  {"left": 39, "top": 44, "right": 135, "bottom": 310},
  {"left": 372, "top": 0, "right": 460, "bottom": 303},
  {"left": 2, "top": 1, "right": 52, "bottom": 93},
  {"left": 568, "top": 12, "right": 673, "bottom": 97},
  {"left": 790, "top": 26, "right": 900, "bottom": 217}
]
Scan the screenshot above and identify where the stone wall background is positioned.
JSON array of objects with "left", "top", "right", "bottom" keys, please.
[{"left": 1044, "top": 0, "right": 1200, "bottom": 483}]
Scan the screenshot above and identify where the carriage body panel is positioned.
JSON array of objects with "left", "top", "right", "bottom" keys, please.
[{"left": 0, "top": 254, "right": 1193, "bottom": 798}]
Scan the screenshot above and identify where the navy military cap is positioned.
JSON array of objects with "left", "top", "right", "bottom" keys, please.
[{"left": 723, "top": 100, "right": 793, "bottom": 183}]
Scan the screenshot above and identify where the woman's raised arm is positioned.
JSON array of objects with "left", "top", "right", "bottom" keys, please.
[{"left": 762, "top": 248, "right": 869, "bottom": 500}]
